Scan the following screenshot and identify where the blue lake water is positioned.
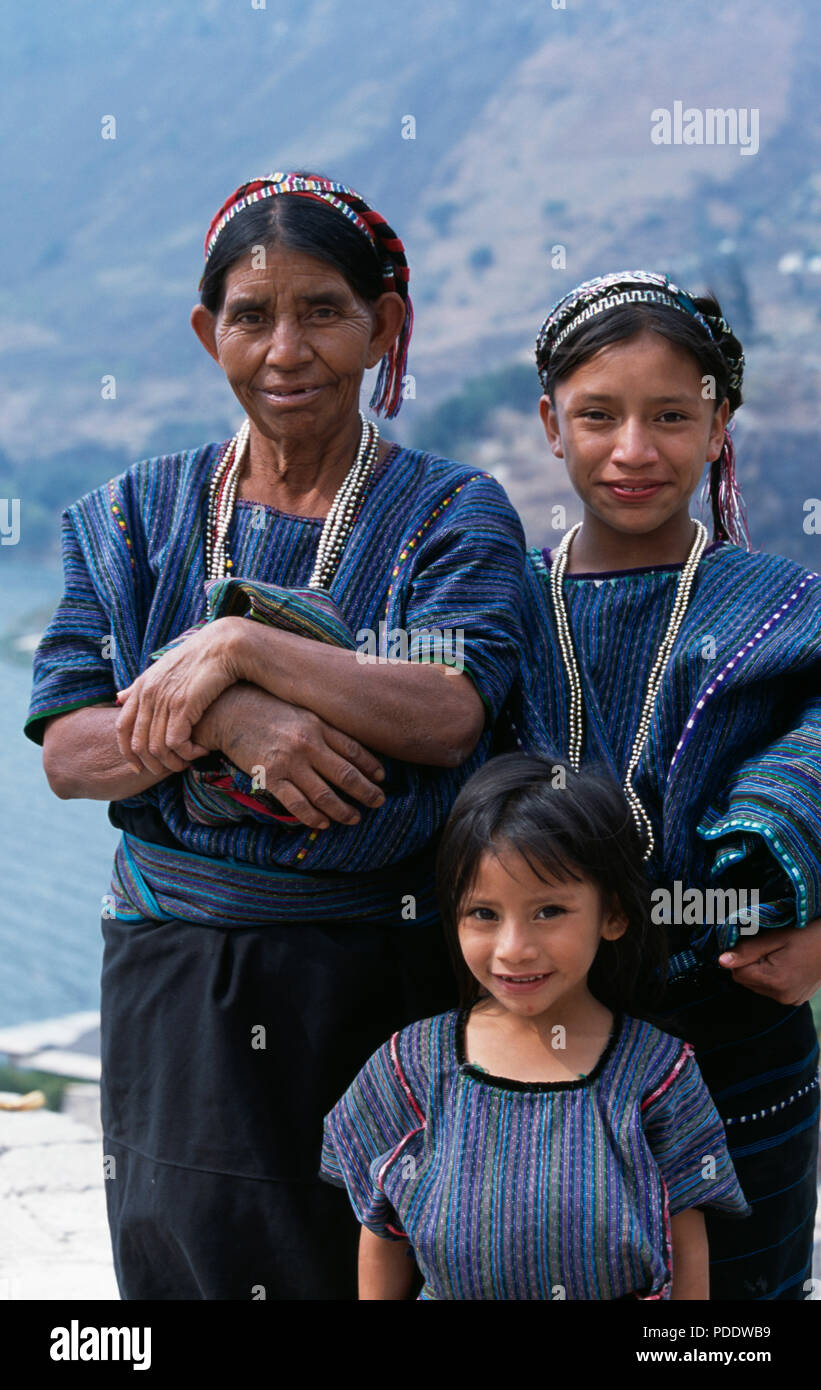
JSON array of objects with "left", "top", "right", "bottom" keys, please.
[{"left": 0, "top": 559, "right": 120, "bottom": 1028}]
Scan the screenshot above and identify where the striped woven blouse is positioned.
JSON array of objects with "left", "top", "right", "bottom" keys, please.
[
  {"left": 507, "top": 543, "right": 821, "bottom": 963},
  {"left": 320, "top": 1008, "right": 750, "bottom": 1300},
  {"left": 24, "top": 441, "right": 525, "bottom": 890}
]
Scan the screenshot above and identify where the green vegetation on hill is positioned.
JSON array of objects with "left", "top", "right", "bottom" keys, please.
[
  {"left": 0, "top": 1063, "right": 81, "bottom": 1112},
  {"left": 0, "top": 444, "right": 132, "bottom": 557}
]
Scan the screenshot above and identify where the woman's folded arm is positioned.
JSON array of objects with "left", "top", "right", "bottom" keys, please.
[
  {"left": 43, "top": 704, "right": 175, "bottom": 801},
  {"left": 227, "top": 621, "right": 487, "bottom": 767},
  {"left": 42, "top": 684, "right": 387, "bottom": 828}
]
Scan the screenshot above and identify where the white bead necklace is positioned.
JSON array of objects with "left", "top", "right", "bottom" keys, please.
[
  {"left": 205, "top": 411, "right": 379, "bottom": 611},
  {"left": 549, "top": 519, "right": 708, "bottom": 861}
]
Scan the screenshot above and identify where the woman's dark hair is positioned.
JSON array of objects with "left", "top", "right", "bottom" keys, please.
[
  {"left": 435, "top": 752, "right": 666, "bottom": 1015},
  {"left": 538, "top": 297, "right": 744, "bottom": 417},
  {"left": 200, "top": 170, "right": 388, "bottom": 315}
]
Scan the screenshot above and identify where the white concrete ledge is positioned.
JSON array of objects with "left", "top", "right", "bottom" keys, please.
[{"left": 0, "top": 1105, "right": 118, "bottom": 1301}]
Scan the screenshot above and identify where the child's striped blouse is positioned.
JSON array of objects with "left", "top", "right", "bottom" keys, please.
[{"left": 320, "top": 1008, "right": 750, "bottom": 1300}]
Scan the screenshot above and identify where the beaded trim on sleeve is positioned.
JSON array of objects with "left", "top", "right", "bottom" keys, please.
[
  {"left": 384, "top": 473, "right": 488, "bottom": 619},
  {"left": 108, "top": 480, "right": 136, "bottom": 572}
]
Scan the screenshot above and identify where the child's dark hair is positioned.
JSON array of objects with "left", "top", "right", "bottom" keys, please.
[{"left": 435, "top": 752, "right": 666, "bottom": 1015}]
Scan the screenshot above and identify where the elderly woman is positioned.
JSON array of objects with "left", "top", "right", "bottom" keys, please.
[{"left": 25, "top": 172, "right": 526, "bottom": 1300}]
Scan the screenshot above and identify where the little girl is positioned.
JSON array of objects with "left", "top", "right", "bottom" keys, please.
[{"left": 319, "top": 753, "right": 750, "bottom": 1300}]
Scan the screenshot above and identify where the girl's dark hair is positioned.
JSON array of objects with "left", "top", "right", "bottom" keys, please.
[
  {"left": 200, "top": 171, "right": 387, "bottom": 315},
  {"left": 435, "top": 752, "right": 666, "bottom": 1015},
  {"left": 538, "top": 297, "right": 744, "bottom": 417}
]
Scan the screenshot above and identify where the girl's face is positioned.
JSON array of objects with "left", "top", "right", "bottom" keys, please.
[
  {"left": 539, "top": 329, "right": 729, "bottom": 543},
  {"left": 457, "top": 845, "right": 627, "bottom": 1019}
]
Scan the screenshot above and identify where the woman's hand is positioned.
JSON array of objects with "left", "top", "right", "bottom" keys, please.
[
  {"left": 205, "top": 683, "right": 386, "bottom": 830},
  {"left": 114, "top": 618, "right": 244, "bottom": 773},
  {"left": 718, "top": 917, "right": 821, "bottom": 1006}
]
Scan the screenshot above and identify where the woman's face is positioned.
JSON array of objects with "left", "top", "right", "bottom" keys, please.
[
  {"left": 539, "top": 329, "right": 729, "bottom": 542},
  {"left": 457, "top": 845, "right": 626, "bottom": 1021},
  {"left": 191, "top": 244, "right": 404, "bottom": 447}
]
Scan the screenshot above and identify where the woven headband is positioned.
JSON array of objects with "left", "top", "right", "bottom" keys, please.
[
  {"left": 200, "top": 172, "right": 413, "bottom": 418},
  {"left": 535, "top": 270, "right": 743, "bottom": 396}
]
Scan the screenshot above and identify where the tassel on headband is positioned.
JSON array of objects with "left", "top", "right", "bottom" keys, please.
[
  {"left": 702, "top": 425, "right": 751, "bottom": 550},
  {"left": 535, "top": 270, "right": 750, "bottom": 550},
  {"left": 201, "top": 172, "right": 413, "bottom": 419}
]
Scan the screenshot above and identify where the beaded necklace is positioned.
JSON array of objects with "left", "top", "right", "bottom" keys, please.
[
  {"left": 549, "top": 519, "right": 708, "bottom": 861},
  {"left": 205, "top": 411, "right": 380, "bottom": 611}
]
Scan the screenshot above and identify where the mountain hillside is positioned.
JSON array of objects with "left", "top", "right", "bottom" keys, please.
[{"left": 0, "top": 0, "right": 818, "bottom": 560}]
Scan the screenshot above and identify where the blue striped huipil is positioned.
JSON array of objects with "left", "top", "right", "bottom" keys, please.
[
  {"left": 24, "top": 440, "right": 526, "bottom": 925},
  {"left": 501, "top": 540, "right": 821, "bottom": 1301},
  {"left": 320, "top": 1009, "right": 750, "bottom": 1300}
]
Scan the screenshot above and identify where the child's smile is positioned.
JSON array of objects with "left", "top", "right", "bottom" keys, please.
[{"left": 493, "top": 970, "right": 555, "bottom": 995}]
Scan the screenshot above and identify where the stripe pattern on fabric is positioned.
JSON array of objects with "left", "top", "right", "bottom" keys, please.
[{"left": 320, "top": 1010, "right": 749, "bottom": 1300}]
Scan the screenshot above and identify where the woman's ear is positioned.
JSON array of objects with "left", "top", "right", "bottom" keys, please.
[
  {"left": 191, "top": 304, "right": 220, "bottom": 365},
  {"left": 539, "top": 395, "right": 564, "bottom": 459},
  {"left": 366, "top": 292, "right": 407, "bottom": 369}
]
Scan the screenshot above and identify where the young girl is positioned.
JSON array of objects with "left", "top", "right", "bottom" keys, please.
[
  {"left": 506, "top": 270, "right": 821, "bottom": 1300},
  {"left": 320, "top": 754, "right": 750, "bottom": 1300}
]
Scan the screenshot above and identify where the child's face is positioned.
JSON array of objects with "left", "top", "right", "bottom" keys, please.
[
  {"left": 457, "top": 845, "right": 627, "bottom": 1018},
  {"left": 539, "top": 329, "right": 729, "bottom": 542}
]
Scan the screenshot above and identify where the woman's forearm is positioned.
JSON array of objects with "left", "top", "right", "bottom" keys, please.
[
  {"left": 43, "top": 705, "right": 167, "bottom": 800},
  {"left": 42, "top": 695, "right": 228, "bottom": 801},
  {"left": 228, "top": 621, "right": 486, "bottom": 766}
]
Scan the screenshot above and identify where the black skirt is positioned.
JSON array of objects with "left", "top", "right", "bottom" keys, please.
[
  {"left": 99, "top": 908, "right": 457, "bottom": 1300},
  {"left": 657, "top": 966, "right": 819, "bottom": 1301}
]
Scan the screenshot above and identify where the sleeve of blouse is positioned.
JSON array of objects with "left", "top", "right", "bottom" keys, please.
[
  {"left": 498, "top": 546, "right": 564, "bottom": 758},
  {"left": 642, "top": 1042, "right": 751, "bottom": 1219},
  {"left": 697, "top": 689, "right": 821, "bottom": 932},
  {"left": 399, "top": 470, "right": 526, "bottom": 724},
  {"left": 23, "top": 507, "right": 118, "bottom": 747},
  {"left": 319, "top": 1031, "right": 424, "bottom": 1240}
]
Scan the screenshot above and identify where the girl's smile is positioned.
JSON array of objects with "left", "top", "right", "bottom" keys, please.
[{"left": 493, "top": 970, "right": 555, "bottom": 995}]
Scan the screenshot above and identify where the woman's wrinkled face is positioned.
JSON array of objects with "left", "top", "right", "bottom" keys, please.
[
  {"left": 540, "top": 330, "right": 729, "bottom": 539},
  {"left": 192, "top": 244, "right": 395, "bottom": 445}
]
